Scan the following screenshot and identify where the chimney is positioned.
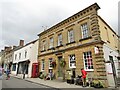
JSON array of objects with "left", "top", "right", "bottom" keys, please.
[
  {"left": 19, "top": 40, "right": 24, "bottom": 46},
  {"left": 4, "top": 46, "right": 12, "bottom": 51},
  {"left": 5, "top": 46, "right": 9, "bottom": 50},
  {"left": 13, "top": 46, "right": 17, "bottom": 49}
]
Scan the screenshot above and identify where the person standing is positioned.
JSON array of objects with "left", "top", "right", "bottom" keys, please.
[
  {"left": 81, "top": 68, "right": 87, "bottom": 87},
  {"left": 6, "top": 68, "right": 10, "bottom": 80}
]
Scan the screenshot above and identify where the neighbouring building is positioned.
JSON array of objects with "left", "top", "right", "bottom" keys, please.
[
  {"left": 3, "top": 46, "right": 13, "bottom": 72},
  {"left": 38, "top": 3, "right": 120, "bottom": 87},
  {"left": 11, "top": 39, "right": 39, "bottom": 78},
  {"left": 0, "top": 50, "right": 6, "bottom": 69},
  {"left": 1, "top": 40, "right": 23, "bottom": 72},
  {"left": 99, "top": 17, "right": 120, "bottom": 87},
  {"left": 0, "top": 51, "right": 3, "bottom": 66}
]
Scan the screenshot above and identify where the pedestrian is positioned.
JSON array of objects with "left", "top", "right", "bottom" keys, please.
[
  {"left": 81, "top": 68, "right": 87, "bottom": 87},
  {"left": 6, "top": 68, "right": 10, "bottom": 80},
  {"left": 49, "top": 70, "right": 52, "bottom": 80},
  {"left": 23, "top": 70, "right": 26, "bottom": 79}
]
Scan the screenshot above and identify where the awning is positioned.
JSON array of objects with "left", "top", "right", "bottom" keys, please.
[{"left": 18, "top": 60, "right": 30, "bottom": 64}]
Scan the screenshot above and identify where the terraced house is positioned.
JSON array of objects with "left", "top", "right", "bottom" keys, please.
[{"left": 38, "top": 3, "right": 120, "bottom": 87}]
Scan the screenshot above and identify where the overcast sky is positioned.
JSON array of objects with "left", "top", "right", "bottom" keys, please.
[{"left": 0, "top": 0, "right": 119, "bottom": 50}]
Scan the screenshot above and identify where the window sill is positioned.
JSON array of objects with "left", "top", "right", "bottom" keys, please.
[
  {"left": 66, "top": 41, "right": 76, "bottom": 45},
  {"left": 85, "top": 69, "right": 94, "bottom": 72},
  {"left": 49, "top": 67, "right": 53, "bottom": 69},
  {"left": 56, "top": 44, "right": 63, "bottom": 48},
  {"left": 79, "top": 36, "right": 92, "bottom": 41},
  {"left": 41, "top": 50, "right": 46, "bottom": 52},
  {"left": 48, "top": 47, "right": 55, "bottom": 50},
  {"left": 69, "top": 66, "right": 76, "bottom": 69}
]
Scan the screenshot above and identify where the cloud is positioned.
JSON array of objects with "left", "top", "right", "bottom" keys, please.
[{"left": 1, "top": 0, "right": 119, "bottom": 50}]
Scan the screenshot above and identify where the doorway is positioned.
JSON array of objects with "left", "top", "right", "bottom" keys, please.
[{"left": 58, "top": 56, "right": 63, "bottom": 77}]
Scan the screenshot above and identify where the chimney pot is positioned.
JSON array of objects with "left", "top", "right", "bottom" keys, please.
[{"left": 19, "top": 40, "right": 24, "bottom": 46}]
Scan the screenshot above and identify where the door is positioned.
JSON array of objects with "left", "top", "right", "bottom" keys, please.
[
  {"left": 58, "top": 56, "right": 63, "bottom": 77},
  {"left": 105, "top": 63, "right": 115, "bottom": 87},
  {"left": 109, "top": 56, "right": 117, "bottom": 87}
]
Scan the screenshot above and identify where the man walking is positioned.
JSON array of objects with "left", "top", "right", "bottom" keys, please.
[{"left": 81, "top": 68, "right": 87, "bottom": 87}]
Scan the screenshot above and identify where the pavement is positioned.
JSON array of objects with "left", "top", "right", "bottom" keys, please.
[
  {"left": 10, "top": 74, "right": 85, "bottom": 88},
  {"left": 10, "top": 74, "right": 119, "bottom": 89}
]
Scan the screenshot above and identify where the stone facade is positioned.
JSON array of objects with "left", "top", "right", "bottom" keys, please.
[{"left": 37, "top": 3, "right": 118, "bottom": 87}]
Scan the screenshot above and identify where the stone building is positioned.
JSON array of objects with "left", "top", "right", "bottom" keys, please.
[{"left": 38, "top": 3, "right": 120, "bottom": 87}]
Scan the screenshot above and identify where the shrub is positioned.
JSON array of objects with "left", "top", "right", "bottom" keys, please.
[
  {"left": 60, "top": 59, "right": 66, "bottom": 67},
  {"left": 92, "top": 80, "right": 104, "bottom": 88}
]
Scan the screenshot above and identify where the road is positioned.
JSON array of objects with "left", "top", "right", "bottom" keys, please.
[
  {"left": 2, "top": 75, "right": 57, "bottom": 90},
  {"left": 1, "top": 75, "right": 119, "bottom": 90}
]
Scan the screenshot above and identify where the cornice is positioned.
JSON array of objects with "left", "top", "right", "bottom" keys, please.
[{"left": 38, "top": 3, "right": 100, "bottom": 36}]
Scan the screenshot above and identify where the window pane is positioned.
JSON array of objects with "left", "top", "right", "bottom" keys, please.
[
  {"left": 58, "top": 34, "right": 62, "bottom": 46},
  {"left": 81, "top": 23, "right": 89, "bottom": 39},
  {"left": 42, "top": 40, "right": 46, "bottom": 50},
  {"left": 69, "top": 54, "right": 76, "bottom": 68},
  {"left": 49, "top": 58, "right": 53, "bottom": 68},
  {"left": 83, "top": 51, "right": 93, "bottom": 70},
  {"left": 68, "top": 30, "right": 74, "bottom": 43},
  {"left": 50, "top": 37, "right": 54, "bottom": 48}
]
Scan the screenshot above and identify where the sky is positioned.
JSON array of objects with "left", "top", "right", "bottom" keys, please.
[{"left": 0, "top": 0, "right": 119, "bottom": 50}]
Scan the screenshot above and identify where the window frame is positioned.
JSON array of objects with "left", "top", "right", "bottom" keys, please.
[
  {"left": 58, "top": 33, "right": 62, "bottom": 46},
  {"left": 68, "top": 30, "right": 74, "bottom": 43},
  {"left": 42, "top": 40, "right": 46, "bottom": 51},
  {"left": 49, "top": 37, "right": 54, "bottom": 48},
  {"left": 15, "top": 54, "right": 17, "bottom": 60},
  {"left": 69, "top": 54, "right": 76, "bottom": 68},
  {"left": 25, "top": 51, "right": 27, "bottom": 58},
  {"left": 41, "top": 59, "right": 45, "bottom": 71},
  {"left": 83, "top": 51, "right": 94, "bottom": 71},
  {"left": 49, "top": 58, "right": 53, "bottom": 69},
  {"left": 19, "top": 53, "right": 21, "bottom": 60},
  {"left": 81, "top": 23, "right": 89, "bottom": 39}
]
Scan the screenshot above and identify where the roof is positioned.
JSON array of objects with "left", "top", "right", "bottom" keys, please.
[
  {"left": 25, "top": 39, "right": 38, "bottom": 46},
  {"left": 14, "top": 39, "right": 38, "bottom": 51}
]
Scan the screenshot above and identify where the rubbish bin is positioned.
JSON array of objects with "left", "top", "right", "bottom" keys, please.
[{"left": 66, "top": 69, "right": 74, "bottom": 84}]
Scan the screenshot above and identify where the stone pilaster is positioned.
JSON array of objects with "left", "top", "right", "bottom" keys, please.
[
  {"left": 90, "top": 11, "right": 101, "bottom": 41},
  {"left": 94, "top": 44, "right": 108, "bottom": 87}
]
